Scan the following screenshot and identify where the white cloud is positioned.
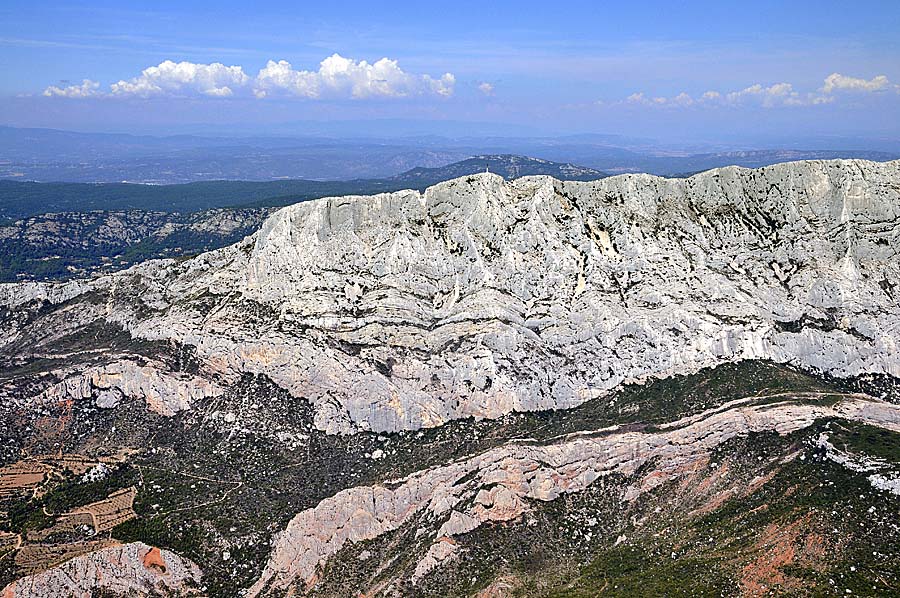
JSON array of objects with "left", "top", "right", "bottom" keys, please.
[
  {"left": 821, "top": 72, "right": 891, "bottom": 94},
  {"left": 724, "top": 82, "right": 808, "bottom": 107},
  {"left": 254, "top": 59, "right": 319, "bottom": 98},
  {"left": 42, "top": 55, "right": 455, "bottom": 101},
  {"left": 42, "top": 79, "right": 101, "bottom": 98},
  {"left": 478, "top": 82, "right": 494, "bottom": 96},
  {"left": 109, "top": 60, "right": 249, "bottom": 97},
  {"left": 671, "top": 92, "right": 694, "bottom": 106},
  {"left": 622, "top": 72, "right": 898, "bottom": 109},
  {"left": 626, "top": 92, "right": 665, "bottom": 105},
  {"left": 626, "top": 91, "right": 693, "bottom": 107},
  {"left": 253, "top": 54, "right": 455, "bottom": 99},
  {"left": 426, "top": 72, "right": 455, "bottom": 97}
]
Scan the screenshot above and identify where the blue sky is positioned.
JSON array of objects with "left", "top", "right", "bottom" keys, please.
[{"left": 2, "top": 0, "right": 899, "bottom": 143}]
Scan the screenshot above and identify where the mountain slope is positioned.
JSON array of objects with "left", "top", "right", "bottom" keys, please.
[
  {"left": 5, "top": 159, "right": 893, "bottom": 433},
  {"left": 1, "top": 159, "right": 899, "bottom": 596},
  {"left": 0, "top": 208, "right": 276, "bottom": 281}
]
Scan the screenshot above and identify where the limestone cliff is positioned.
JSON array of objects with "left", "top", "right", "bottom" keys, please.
[{"left": 3, "top": 160, "right": 899, "bottom": 434}]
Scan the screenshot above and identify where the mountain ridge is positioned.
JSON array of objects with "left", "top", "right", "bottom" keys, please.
[
  {"left": 389, "top": 154, "right": 606, "bottom": 184},
  {"left": 4, "top": 158, "right": 899, "bottom": 431}
]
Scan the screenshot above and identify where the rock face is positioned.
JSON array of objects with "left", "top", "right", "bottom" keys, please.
[
  {"left": 1, "top": 542, "right": 202, "bottom": 597},
  {"left": 3, "top": 159, "right": 897, "bottom": 434},
  {"left": 247, "top": 396, "right": 900, "bottom": 595},
  {"left": 38, "top": 360, "right": 222, "bottom": 416}
]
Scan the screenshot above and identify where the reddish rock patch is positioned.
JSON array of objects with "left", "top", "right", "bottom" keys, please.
[
  {"left": 739, "top": 514, "right": 834, "bottom": 597},
  {"left": 142, "top": 546, "right": 167, "bottom": 573}
]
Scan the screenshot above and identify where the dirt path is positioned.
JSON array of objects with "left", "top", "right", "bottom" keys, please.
[{"left": 136, "top": 464, "right": 244, "bottom": 516}]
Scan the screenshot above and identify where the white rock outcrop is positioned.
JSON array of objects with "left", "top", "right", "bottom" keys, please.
[
  {"left": 1, "top": 542, "right": 202, "bottom": 597},
  {"left": 37, "top": 360, "right": 223, "bottom": 416},
  {"left": 3, "top": 160, "right": 899, "bottom": 433}
]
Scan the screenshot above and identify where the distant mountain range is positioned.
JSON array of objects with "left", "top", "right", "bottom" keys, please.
[
  {"left": 0, "top": 126, "right": 472, "bottom": 182},
  {"left": 0, "top": 155, "right": 607, "bottom": 221},
  {"left": 2, "top": 126, "right": 898, "bottom": 183},
  {"left": 391, "top": 155, "right": 606, "bottom": 183}
]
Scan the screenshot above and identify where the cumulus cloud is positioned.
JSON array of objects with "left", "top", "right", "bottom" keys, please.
[
  {"left": 42, "top": 55, "right": 455, "bottom": 100},
  {"left": 42, "top": 79, "right": 101, "bottom": 98},
  {"left": 671, "top": 92, "right": 694, "bottom": 106},
  {"left": 478, "top": 82, "right": 494, "bottom": 96},
  {"left": 621, "top": 71, "right": 897, "bottom": 109},
  {"left": 109, "top": 60, "right": 249, "bottom": 97},
  {"left": 625, "top": 92, "right": 646, "bottom": 104},
  {"left": 254, "top": 54, "right": 454, "bottom": 99},
  {"left": 821, "top": 72, "right": 891, "bottom": 93},
  {"left": 626, "top": 92, "right": 665, "bottom": 105},
  {"left": 626, "top": 91, "right": 694, "bottom": 107},
  {"left": 253, "top": 59, "right": 318, "bottom": 98},
  {"left": 725, "top": 82, "right": 808, "bottom": 107}
]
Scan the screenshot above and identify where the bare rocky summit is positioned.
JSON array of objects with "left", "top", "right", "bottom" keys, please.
[
  {"left": 5, "top": 159, "right": 898, "bottom": 433},
  {"left": 1, "top": 159, "right": 899, "bottom": 596}
]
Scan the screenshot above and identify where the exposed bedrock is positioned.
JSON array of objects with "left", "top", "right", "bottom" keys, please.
[
  {"left": 2, "top": 160, "right": 899, "bottom": 433},
  {"left": 1, "top": 542, "right": 202, "bottom": 598},
  {"left": 246, "top": 396, "right": 900, "bottom": 595}
]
